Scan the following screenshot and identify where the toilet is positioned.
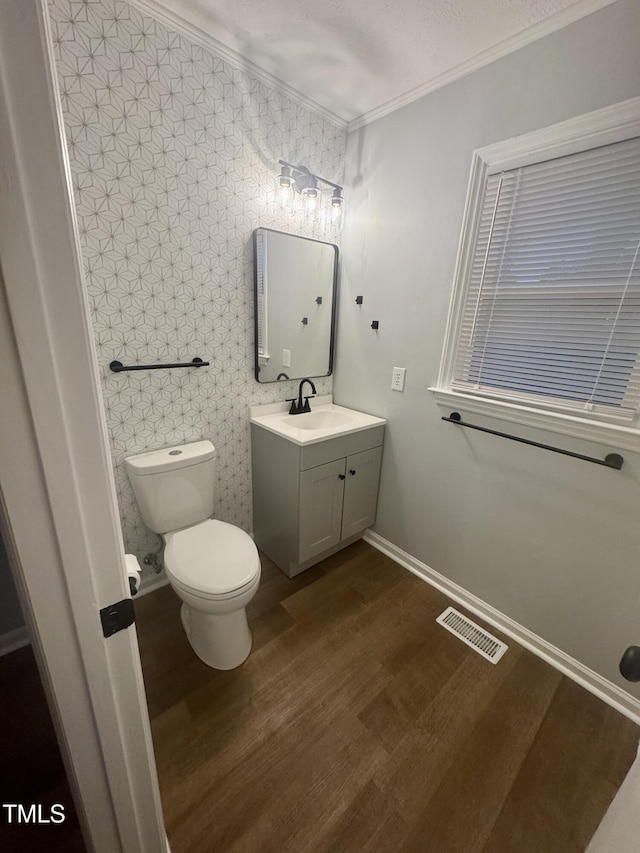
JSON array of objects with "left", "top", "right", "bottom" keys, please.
[{"left": 125, "top": 440, "right": 261, "bottom": 670}]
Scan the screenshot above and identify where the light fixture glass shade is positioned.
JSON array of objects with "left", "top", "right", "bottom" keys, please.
[
  {"left": 330, "top": 189, "right": 343, "bottom": 208},
  {"left": 330, "top": 189, "right": 343, "bottom": 220},
  {"left": 303, "top": 195, "right": 318, "bottom": 216},
  {"left": 276, "top": 164, "right": 294, "bottom": 208},
  {"left": 301, "top": 177, "right": 319, "bottom": 214}
]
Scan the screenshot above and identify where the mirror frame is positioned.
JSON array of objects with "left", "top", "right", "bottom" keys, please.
[{"left": 253, "top": 227, "right": 339, "bottom": 383}]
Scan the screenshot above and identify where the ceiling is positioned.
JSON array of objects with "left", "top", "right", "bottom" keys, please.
[{"left": 133, "top": 0, "right": 618, "bottom": 126}]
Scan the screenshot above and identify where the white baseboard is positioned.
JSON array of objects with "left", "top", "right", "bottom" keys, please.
[
  {"left": 0, "top": 625, "right": 30, "bottom": 657},
  {"left": 135, "top": 571, "right": 170, "bottom": 599},
  {"left": 364, "top": 530, "right": 640, "bottom": 726}
]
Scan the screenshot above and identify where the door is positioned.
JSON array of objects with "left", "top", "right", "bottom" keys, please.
[
  {"left": 0, "top": 2, "right": 166, "bottom": 850},
  {"left": 299, "top": 459, "right": 346, "bottom": 562},
  {"left": 341, "top": 447, "right": 383, "bottom": 539}
]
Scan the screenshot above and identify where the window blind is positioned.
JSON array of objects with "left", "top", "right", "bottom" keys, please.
[{"left": 452, "top": 137, "right": 640, "bottom": 419}]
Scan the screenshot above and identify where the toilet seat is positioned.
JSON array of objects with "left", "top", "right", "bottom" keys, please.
[{"left": 164, "top": 519, "right": 260, "bottom": 600}]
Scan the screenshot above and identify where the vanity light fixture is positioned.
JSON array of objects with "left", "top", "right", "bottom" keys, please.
[{"left": 277, "top": 160, "right": 343, "bottom": 217}]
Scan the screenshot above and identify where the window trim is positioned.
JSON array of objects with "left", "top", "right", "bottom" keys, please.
[{"left": 431, "top": 95, "right": 640, "bottom": 452}]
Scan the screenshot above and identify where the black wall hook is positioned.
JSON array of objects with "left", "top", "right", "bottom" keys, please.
[{"left": 371, "top": 320, "right": 379, "bottom": 330}]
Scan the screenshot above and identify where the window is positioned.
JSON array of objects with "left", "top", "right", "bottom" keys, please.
[{"left": 433, "top": 98, "right": 640, "bottom": 450}]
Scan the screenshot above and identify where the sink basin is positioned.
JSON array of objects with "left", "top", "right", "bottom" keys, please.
[
  {"left": 249, "top": 396, "right": 386, "bottom": 446},
  {"left": 283, "top": 411, "right": 353, "bottom": 430}
]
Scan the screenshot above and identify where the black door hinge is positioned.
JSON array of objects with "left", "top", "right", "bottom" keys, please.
[{"left": 100, "top": 598, "right": 135, "bottom": 638}]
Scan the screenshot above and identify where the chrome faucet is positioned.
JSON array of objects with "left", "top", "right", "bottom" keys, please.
[{"left": 287, "top": 378, "right": 317, "bottom": 415}]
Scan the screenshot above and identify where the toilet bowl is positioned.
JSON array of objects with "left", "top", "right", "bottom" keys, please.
[
  {"left": 164, "top": 518, "right": 261, "bottom": 669},
  {"left": 124, "top": 441, "right": 261, "bottom": 670}
]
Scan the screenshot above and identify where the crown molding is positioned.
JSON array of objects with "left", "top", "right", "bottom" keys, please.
[
  {"left": 348, "top": 0, "right": 620, "bottom": 132},
  {"left": 126, "top": 0, "right": 348, "bottom": 130},
  {"left": 123, "top": 0, "right": 620, "bottom": 136}
]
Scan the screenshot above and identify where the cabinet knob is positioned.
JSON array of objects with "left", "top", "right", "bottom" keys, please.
[
  {"left": 338, "top": 474, "right": 346, "bottom": 480},
  {"left": 349, "top": 469, "right": 356, "bottom": 475}
]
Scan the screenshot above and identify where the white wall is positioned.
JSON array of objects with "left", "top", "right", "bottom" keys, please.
[{"left": 335, "top": 0, "right": 640, "bottom": 693}]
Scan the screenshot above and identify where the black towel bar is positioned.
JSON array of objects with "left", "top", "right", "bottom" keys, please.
[
  {"left": 110, "top": 357, "right": 209, "bottom": 372},
  {"left": 442, "top": 411, "right": 623, "bottom": 470}
]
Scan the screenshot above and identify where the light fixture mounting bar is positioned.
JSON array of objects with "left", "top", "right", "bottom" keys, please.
[{"left": 278, "top": 160, "right": 342, "bottom": 193}]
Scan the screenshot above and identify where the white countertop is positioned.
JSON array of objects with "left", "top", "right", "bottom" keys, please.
[{"left": 249, "top": 395, "right": 386, "bottom": 446}]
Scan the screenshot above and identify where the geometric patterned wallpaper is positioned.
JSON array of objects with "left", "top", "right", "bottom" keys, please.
[{"left": 47, "top": 0, "right": 346, "bottom": 583}]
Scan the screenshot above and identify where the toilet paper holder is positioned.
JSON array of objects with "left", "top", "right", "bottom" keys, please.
[{"left": 124, "top": 554, "right": 142, "bottom": 597}]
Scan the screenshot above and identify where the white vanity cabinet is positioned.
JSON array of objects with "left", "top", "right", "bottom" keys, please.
[{"left": 251, "top": 421, "right": 384, "bottom": 577}]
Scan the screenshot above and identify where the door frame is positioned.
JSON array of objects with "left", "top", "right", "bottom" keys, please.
[{"left": 0, "top": 1, "right": 167, "bottom": 850}]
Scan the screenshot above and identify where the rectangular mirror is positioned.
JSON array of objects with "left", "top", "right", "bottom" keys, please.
[{"left": 253, "top": 228, "right": 338, "bottom": 383}]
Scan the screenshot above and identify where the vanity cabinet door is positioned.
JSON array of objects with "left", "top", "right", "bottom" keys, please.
[
  {"left": 341, "top": 446, "right": 383, "bottom": 540},
  {"left": 299, "top": 458, "right": 346, "bottom": 563}
]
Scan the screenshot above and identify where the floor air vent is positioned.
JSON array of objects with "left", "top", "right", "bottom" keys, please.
[{"left": 436, "top": 607, "right": 508, "bottom": 664}]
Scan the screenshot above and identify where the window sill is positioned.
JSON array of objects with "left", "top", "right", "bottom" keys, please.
[{"left": 429, "top": 387, "right": 640, "bottom": 453}]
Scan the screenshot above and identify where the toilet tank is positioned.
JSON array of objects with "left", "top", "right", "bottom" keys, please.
[{"left": 125, "top": 441, "right": 216, "bottom": 534}]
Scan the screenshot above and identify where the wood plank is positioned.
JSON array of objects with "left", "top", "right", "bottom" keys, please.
[
  {"left": 159, "top": 615, "right": 391, "bottom": 824},
  {"left": 399, "top": 651, "right": 561, "bottom": 852},
  {"left": 358, "top": 625, "right": 470, "bottom": 753},
  {"left": 303, "top": 779, "right": 408, "bottom": 853},
  {"left": 482, "top": 679, "right": 639, "bottom": 853},
  {"left": 167, "top": 654, "right": 390, "bottom": 851},
  {"left": 372, "top": 648, "right": 524, "bottom": 818},
  {"left": 226, "top": 716, "right": 387, "bottom": 853}
]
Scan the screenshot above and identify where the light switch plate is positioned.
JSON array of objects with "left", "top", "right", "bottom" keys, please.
[{"left": 282, "top": 349, "right": 291, "bottom": 368}]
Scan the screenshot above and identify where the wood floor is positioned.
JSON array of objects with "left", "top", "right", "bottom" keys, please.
[
  {"left": 134, "top": 540, "right": 639, "bottom": 853},
  {"left": 0, "top": 645, "right": 85, "bottom": 853}
]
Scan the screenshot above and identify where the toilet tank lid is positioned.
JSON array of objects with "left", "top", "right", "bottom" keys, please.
[{"left": 125, "top": 441, "right": 216, "bottom": 476}]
